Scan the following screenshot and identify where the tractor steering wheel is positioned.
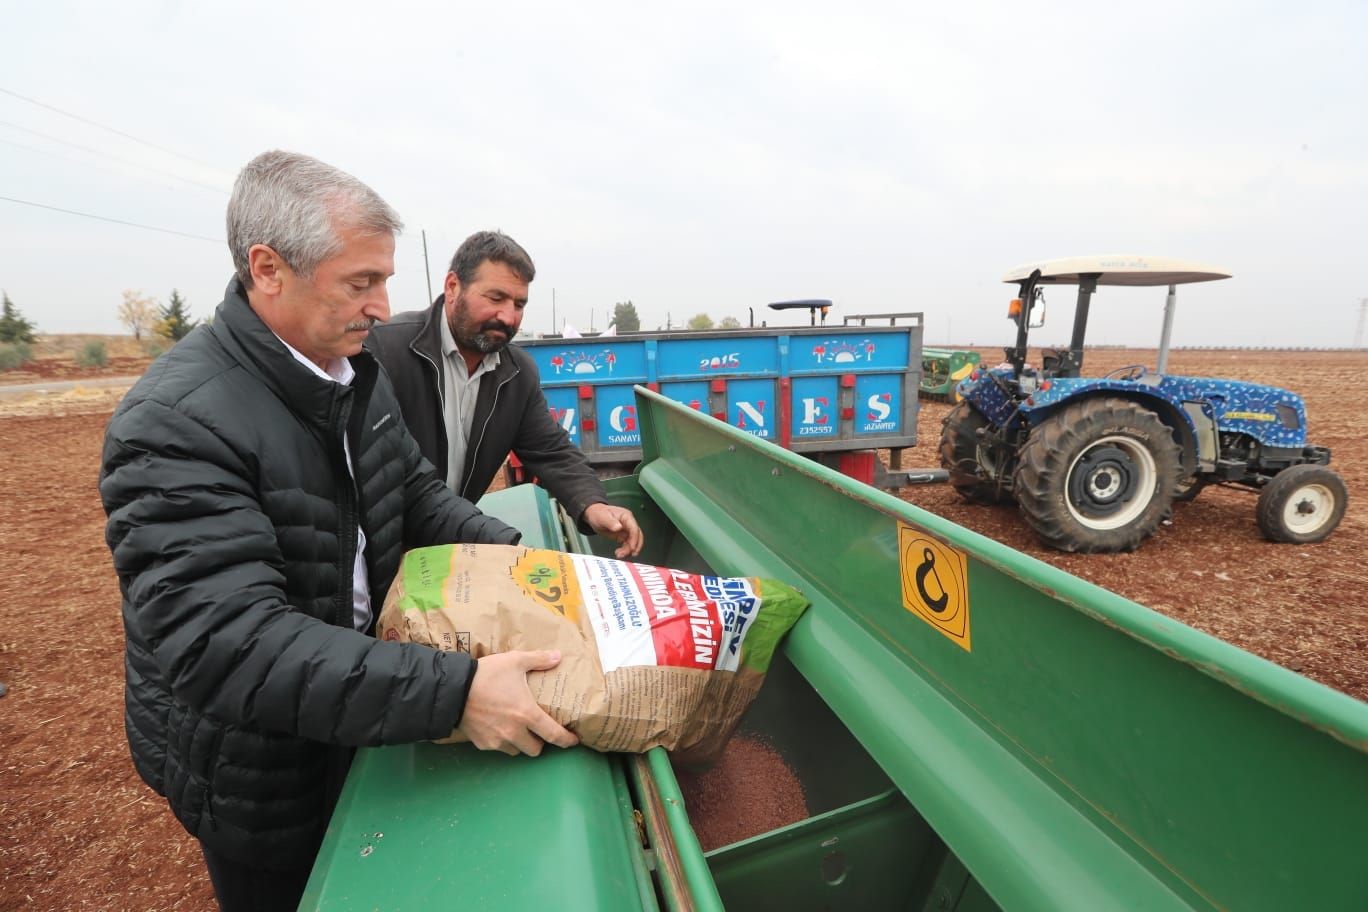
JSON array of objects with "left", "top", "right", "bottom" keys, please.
[{"left": 1104, "top": 364, "right": 1148, "bottom": 381}]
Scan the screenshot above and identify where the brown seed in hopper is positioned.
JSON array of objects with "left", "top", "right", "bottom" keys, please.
[{"left": 674, "top": 733, "right": 808, "bottom": 852}]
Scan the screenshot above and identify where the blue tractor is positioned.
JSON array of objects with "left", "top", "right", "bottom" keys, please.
[{"left": 940, "top": 255, "right": 1347, "bottom": 553}]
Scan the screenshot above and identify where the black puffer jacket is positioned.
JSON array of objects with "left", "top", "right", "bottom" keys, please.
[{"left": 99, "top": 279, "right": 520, "bottom": 869}]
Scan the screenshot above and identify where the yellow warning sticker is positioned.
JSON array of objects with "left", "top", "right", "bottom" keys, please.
[
  {"left": 898, "top": 523, "right": 971, "bottom": 651},
  {"left": 1221, "top": 410, "right": 1275, "bottom": 422}
]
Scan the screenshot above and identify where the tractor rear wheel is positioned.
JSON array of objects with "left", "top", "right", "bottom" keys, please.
[
  {"left": 939, "top": 401, "right": 1013, "bottom": 504},
  {"left": 1256, "top": 464, "right": 1347, "bottom": 544},
  {"left": 1173, "top": 476, "right": 1205, "bottom": 502},
  {"left": 1013, "top": 398, "right": 1181, "bottom": 552}
]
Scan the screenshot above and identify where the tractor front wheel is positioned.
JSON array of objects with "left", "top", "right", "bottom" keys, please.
[
  {"left": 1014, "top": 398, "right": 1181, "bottom": 552},
  {"left": 1255, "top": 464, "right": 1347, "bottom": 544},
  {"left": 939, "top": 401, "right": 1013, "bottom": 504}
]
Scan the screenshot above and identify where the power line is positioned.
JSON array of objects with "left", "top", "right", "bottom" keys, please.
[
  {"left": 0, "top": 86, "right": 231, "bottom": 176},
  {"left": 0, "top": 195, "right": 222, "bottom": 243},
  {"left": 0, "top": 120, "right": 229, "bottom": 195}
]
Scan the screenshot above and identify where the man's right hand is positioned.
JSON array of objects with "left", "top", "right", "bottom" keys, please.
[{"left": 457, "top": 650, "right": 579, "bottom": 756}]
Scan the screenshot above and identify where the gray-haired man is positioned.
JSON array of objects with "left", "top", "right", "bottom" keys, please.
[{"left": 100, "top": 151, "right": 576, "bottom": 912}]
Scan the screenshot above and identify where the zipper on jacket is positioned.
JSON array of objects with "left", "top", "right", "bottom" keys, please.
[
  {"left": 460, "top": 365, "right": 519, "bottom": 501},
  {"left": 330, "top": 393, "right": 359, "bottom": 630},
  {"left": 411, "top": 337, "right": 450, "bottom": 476}
]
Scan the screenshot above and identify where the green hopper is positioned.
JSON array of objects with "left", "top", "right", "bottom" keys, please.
[{"left": 300, "top": 388, "right": 1368, "bottom": 911}]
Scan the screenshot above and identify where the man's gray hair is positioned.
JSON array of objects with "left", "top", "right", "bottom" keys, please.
[
  {"left": 449, "top": 230, "right": 536, "bottom": 287},
  {"left": 227, "top": 150, "right": 403, "bottom": 287}
]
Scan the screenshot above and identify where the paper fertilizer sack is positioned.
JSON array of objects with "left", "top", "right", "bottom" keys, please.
[{"left": 378, "top": 543, "right": 809, "bottom": 762}]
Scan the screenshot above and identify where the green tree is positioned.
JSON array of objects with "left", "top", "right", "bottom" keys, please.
[
  {"left": 686, "top": 313, "right": 714, "bottom": 331},
  {"left": 719, "top": 316, "right": 741, "bottom": 329},
  {"left": 612, "top": 301, "right": 641, "bottom": 333},
  {"left": 158, "top": 289, "right": 198, "bottom": 341},
  {"left": 0, "top": 291, "right": 37, "bottom": 344}
]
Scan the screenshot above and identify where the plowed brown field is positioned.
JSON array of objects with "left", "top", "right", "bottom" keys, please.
[{"left": 1, "top": 348, "right": 1364, "bottom": 911}]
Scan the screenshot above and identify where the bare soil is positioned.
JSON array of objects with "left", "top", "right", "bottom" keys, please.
[
  {"left": 0, "top": 334, "right": 152, "bottom": 386},
  {"left": 0, "top": 347, "right": 1363, "bottom": 911}
]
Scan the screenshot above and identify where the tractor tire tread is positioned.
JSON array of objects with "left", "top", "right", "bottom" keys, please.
[
  {"left": 939, "top": 401, "right": 1012, "bottom": 505},
  {"left": 1013, "top": 397, "right": 1181, "bottom": 553}
]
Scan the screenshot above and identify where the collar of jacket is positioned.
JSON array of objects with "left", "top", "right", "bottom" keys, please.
[
  {"left": 408, "top": 294, "right": 446, "bottom": 364},
  {"left": 410, "top": 294, "right": 521, "bottom": 386},
  {"left": 209, "top": 278, "right": 380, "bottom": 429}
]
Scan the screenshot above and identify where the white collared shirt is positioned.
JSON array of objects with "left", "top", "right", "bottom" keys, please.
[
  {"left": 275, "top": 336, "right": 372, "bottom": 632},
  {"left": 438, "top": 315, "right": 499, "bottom": 492}
]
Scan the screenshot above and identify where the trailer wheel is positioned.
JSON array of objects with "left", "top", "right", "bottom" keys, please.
[
  {"left": 1256, "top": 464, "right": 1347, "bottom": 544},
  {"left": 1014, "top": 398, "right": 1181, "bottom": 552},
  {"left": 939, "top": 401, "right": 1013, "bottom": 504}
]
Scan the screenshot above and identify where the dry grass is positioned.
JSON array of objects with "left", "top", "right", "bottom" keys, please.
[{"left": 28, "top": 334, "right": 150, "bottom": 360}]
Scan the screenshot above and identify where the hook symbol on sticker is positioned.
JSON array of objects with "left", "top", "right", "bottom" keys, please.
[
  {"left": 915, "top": 547, "right": 950, "bottom": 613},
  {"left": 898, "top": 524, "right": 972, "bottom": 651}
]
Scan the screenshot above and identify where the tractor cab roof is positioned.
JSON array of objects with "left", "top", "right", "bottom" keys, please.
[{"left": 1003, "top": 255, "right": 1231, "bottom": 287}]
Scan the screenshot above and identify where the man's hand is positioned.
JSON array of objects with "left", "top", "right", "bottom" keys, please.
[
  {"left": 457, "top": 650, "right": 579, "bottom": 756},
  {"left": 582, "top": 502, "right": 645, "bottom": 558}
]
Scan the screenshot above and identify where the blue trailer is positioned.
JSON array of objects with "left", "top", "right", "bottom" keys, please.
[{"left": 516, "top": 316, "right": 939, "bottom": 488}]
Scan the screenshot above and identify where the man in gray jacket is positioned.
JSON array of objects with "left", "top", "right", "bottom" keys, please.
[
  {"left": 369, "top": 230, "right": 643, "bottom": 557},
  {"left": 100, "top": 151, "right": 576, "bottom": 912}
]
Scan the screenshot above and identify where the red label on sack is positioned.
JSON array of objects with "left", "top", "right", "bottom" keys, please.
[{"left": 625, "top": 563, "right": 724, "bottom": 670}]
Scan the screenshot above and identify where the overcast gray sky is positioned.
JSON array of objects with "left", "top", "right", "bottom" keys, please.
[{"left": 3, "top": 0, "right": 1365, "bottom": 347}]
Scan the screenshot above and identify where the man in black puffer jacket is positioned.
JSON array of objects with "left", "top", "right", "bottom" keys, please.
[{"left": 100, "top": 151, "right": 577, "bottom": 912}]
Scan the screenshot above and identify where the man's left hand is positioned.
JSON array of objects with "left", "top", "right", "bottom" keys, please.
[{"left": 583, "top": 503, "right": 644, "bottom": 558}]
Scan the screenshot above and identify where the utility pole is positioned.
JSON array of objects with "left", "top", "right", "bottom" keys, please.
[
  {"left": 421, "top": 230, "right": 433, "bottom": 303},
  {"left": 1356, "top": 298, "right": 1368, "bottom": 349}
]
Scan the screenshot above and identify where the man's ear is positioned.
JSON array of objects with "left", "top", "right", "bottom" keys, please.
[
  {"left": 248, "top": 244, "right": 288, "bottom": 295},
  {"left": 443, "top": 272, "right": 461, "bottom": 310}
]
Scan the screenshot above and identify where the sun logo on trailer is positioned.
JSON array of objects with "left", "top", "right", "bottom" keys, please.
[
  {"left": 812, "top": 340, "right": 877, "bottom": 364},
  {"left": 549, "top": 350, "right": 616, "bottom": 375}
]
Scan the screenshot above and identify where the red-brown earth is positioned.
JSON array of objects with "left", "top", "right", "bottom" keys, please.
[{"left": 1, "top": 347, "right": 1363, "bottom": 910}]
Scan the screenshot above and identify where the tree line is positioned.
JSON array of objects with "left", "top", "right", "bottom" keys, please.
[
  {"left": 0, "top": 288, "right": 201, "bottom": 371},
  {"left": 118, "top": 289, "right": 198, "bottom": 342},
  {"left": 609, "top": 301, "right": 742, "bottom": 333}
]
